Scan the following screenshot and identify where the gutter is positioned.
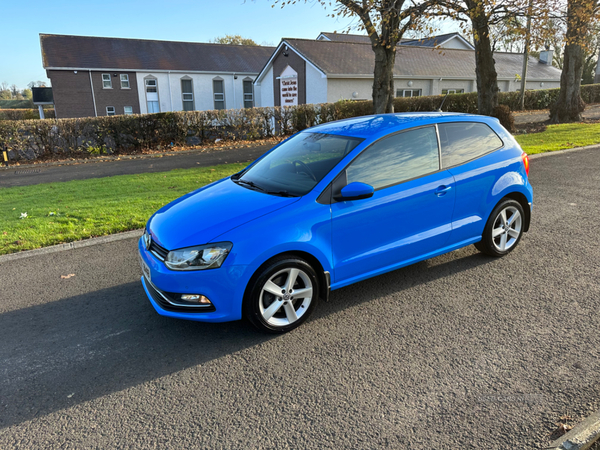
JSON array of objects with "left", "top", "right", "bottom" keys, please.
[{"left": 88, "top": 70, "right": 98, "bottom": 117}]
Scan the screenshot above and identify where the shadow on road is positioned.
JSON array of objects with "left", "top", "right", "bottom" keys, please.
[{"left": 0, "top": 248, "right": 494, "bottom": 429}]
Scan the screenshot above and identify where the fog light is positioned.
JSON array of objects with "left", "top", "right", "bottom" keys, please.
[{"left": 181, "top": 294, "right": 212, "bottom": 304}]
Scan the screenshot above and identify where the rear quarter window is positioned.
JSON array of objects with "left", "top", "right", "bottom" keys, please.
[{"left": 438, "top": 122, "right": 504, "bottom": 168}]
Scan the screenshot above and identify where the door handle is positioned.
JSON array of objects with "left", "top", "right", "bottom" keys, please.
[{"left": 435, "top": 185, "right": 452, "bottom": 196}]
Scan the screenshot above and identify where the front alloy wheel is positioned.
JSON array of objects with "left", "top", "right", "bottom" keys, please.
[
  {"left": 476, "top": 199, "right": 525, "bottom": 257},
  {"left": 245, "top": 257, "right": 319, "bottom": 333}
]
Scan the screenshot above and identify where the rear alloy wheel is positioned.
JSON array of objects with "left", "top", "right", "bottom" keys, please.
[
  {"left": 475, "top": 199, "right": 525, "bottom": 257},
  {"left": 245, "top": 257, "right": 319, "bottom": 333}
]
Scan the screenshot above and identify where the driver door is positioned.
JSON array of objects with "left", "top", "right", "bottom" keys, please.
[{"left": 331, "top": 126, "right": 456, "bottom": 285}]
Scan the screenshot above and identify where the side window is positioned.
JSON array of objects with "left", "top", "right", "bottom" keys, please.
[
  {"left": 181, "top": 78, "right": 194, "bottom": 111},
  {"left": 346, "top": 126, "right": 439, "bottom": 190},
  {"left": 213, "top": 78, "right": 225, "bottom": 110},
  {"left": 145, "top": 78, "right": 160, "bottom": 113},
  {"left": 102, "top": 74, "right": 112, "bottom": 89},
  {"left": 120, "top": 74, "right": 130, "bottom": 89},
  {"left": 438, "top": 122, "right": 503, "bottom": 168},
  {"left": 243, "top": 79, "right": 254, "bottom": 108}
]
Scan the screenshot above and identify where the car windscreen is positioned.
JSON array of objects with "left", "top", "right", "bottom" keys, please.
[{"left": 234, "top": 132, "right": 363, "bottom": 197}]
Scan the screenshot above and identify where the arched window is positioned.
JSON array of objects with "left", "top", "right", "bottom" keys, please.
[
  {"left": 213, "top": 77, "right": 225, "bottom": 110},
  {"left": 144, "top": 76, "right": 160, "bottom": 113},
  {"left": 243, "top": 77, "right": 254, "bottom": 108},
  {"left": 181, "top": 76, "right": 194, "bottom": 111}
]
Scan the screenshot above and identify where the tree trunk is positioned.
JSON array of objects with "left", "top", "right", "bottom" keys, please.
[
  {"left": 519, "top": 0, "right": 534, "bottom": 110},
  {"left": 372, "top": 46, "right": 396, "bottom": 114},
  {"left": 549, "top": 0, "right": 598, "bottom": 123},
  {"left": 550, "top": 44, "right": 585, "bottom": 122},
  {"left": 470, "top": 12, "right": 499, "bottom": 116}
]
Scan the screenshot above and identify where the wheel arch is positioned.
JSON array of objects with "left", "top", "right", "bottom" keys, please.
[
  {"left": 243, "top": 250, "right": 330, "bottom": 308},
  {"left": 502, "top": 191, "right": 531, "bottom": 232}
]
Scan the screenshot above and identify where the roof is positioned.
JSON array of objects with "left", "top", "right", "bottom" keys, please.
[
  {"left": 317, "top": 32, "right": 474, "bottom": 49},
  {"left": 308, "top": 112, "right": 492, "bottom": 140},
  {"left": 282, "top": 38, "right": 561, "bottom": 80},
  {"left": 40, "top": 34, "right": 276, "bottom": 73}
]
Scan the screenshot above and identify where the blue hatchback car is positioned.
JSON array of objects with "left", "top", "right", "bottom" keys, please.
[{"left": 139, "top": 113, "right": 532, "bottom": 333}]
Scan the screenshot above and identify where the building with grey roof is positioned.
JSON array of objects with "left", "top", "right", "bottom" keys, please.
[
  {"left": 317, "top": 31, "right": 475, "bottom": 50},
  {"left": 40, "top": 34, "right": 275, "bottom": 118},
  {"left": 254, "top": 34, "right": 560, "bottom": 108}
]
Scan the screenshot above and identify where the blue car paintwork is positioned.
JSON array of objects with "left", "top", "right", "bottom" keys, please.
[
  {"left": 139, "top": 112, "right": 533, "bottom": 323},
  {"left": 331, "top": 170, "right": 456, "bottom": 282},
  {"left": 148, "top": 177, "right": 300, "bottom": 249}
]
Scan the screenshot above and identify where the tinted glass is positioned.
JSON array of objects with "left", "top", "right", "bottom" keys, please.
[
  {"left": 438, "top": 122, "right": 503, "bottom": 168},
  {"left": 238, "top": 133, "right": 362, "bottom": 196},
  {"left": 181, "top": 79, "right": 192, "bottom": 93},
  {"left": 346, "top": 126, "right": 439, "bottom": 190}
]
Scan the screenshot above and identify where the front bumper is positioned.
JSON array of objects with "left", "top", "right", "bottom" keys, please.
[{"left": 138, "top": 238, "right": 247, "bottom": 323}]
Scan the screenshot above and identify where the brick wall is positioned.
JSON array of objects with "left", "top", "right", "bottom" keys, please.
[
  {"left": 47, "top": 70, "right": 95, "bottom": 118},
  {"left": 46, "top": 70, "right": 141, "bottom": 118},
  {"left": 91, "top": 71, "right": 140, "bottom": 116}
]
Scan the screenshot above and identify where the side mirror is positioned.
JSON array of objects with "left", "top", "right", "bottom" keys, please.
[{"left": 338, "top": 182, "right": 374, "bottom": 201}]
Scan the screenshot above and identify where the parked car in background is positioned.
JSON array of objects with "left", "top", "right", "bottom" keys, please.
[{"left": 138, "top": 113, "right": 532, "bottom": 333}]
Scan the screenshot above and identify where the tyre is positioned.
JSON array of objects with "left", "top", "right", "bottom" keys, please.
[
  {"left": 475, "top": 199, "right": 525, "bottom": 257},
  {"left": 244, "top": 256, "right": 319, "bottom": 333}
]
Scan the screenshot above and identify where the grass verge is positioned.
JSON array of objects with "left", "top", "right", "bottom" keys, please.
[
  {"left": 0, "top": 163, "right": 246, "bottom": 255},
  {"left": 515, "top": 122, "right": 600, "bottom": 154}
]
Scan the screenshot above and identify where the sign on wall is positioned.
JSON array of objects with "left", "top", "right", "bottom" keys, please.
[{"left": 279, "top": 65, "right": 298, "bottom": 107}]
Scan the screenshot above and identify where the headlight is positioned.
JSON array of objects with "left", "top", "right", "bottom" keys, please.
[{"left": 165, "top": 242, "right": 232, "bottom": 271}]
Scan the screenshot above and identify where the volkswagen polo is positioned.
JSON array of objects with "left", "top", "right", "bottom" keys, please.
[{"left": 139, "top": 113, "right": 532, "bottom": 333}]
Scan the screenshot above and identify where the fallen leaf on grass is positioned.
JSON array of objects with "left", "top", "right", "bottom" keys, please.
[{"left": 61, "top": 274, "right": 76, "bottom": 279}]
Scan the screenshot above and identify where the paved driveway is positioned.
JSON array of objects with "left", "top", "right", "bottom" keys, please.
[{"left": 0, "top": 147, "right": 598, "bottom": 449}]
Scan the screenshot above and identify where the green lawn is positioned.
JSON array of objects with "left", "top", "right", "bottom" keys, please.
[
  {"left": 515, "top": 122, "right": 600, "bottom": 154},
  {"left": 1, "top": 122, "right": 598, "bottom": 255},
  {"left": 0, "top": 163, "right": 246, "bottom": 255}
]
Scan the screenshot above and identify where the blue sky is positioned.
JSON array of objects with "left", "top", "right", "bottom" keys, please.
[{"left": 1, "top": 0, "right": 457, "bottom": 89}]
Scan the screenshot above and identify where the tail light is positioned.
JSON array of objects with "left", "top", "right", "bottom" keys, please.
[{"left": 521, "top": 153, "right": 529, "bottom": 177}]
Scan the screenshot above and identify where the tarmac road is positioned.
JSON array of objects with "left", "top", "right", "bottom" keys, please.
[{"left": 0, "top": 147, "right": 599, "bottom": 449}]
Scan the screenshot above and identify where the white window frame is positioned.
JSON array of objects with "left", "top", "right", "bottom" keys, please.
[
  {"left": 243, "top": 78, "right": 254, "bottom": 108},
  {"left": 120, "top": 74, "right": 130, "bottom": 89},
  {"left": 213, "top": 77, "right": 225, "bottom": 110},
  {"left": 181, "top": 77, "right": 194, "bottom": 111},
  {"left": 124, "top": 106, "right": 133, "bottom": 115},
  {"left": 396, "top": 89, "right": 422, "bottom": 98},
  {"left": 102, "top": 73, "right": 112, "bottom": 89},
  {"left": 106, "top": 106, "right": 115, "bottom": 116},
  {"left": 442, "top": 89, "right": 465, "bottom": 95},
  {"left": 145, "top": 77, "right": 160, "bottom": 113}
]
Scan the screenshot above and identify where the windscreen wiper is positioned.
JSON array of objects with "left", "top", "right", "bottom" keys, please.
[
  {"left": 235, "top": 179, "right": 267, "bottom": 192},
  {"left": 265, "top": 190, "right": 299, "bottom": 197}
]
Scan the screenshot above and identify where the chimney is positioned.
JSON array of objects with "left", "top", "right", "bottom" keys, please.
[{"left": 539, "top": 49, "right": 553, "bottom": 66}]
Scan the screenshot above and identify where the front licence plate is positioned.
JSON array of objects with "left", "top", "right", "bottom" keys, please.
[{"left": 139, "top": 254, "right": 151, "bottom": 282}]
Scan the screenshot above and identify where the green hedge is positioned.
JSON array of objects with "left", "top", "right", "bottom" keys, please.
[
  {"left": 0, "top": 108, "right": 56, "bottom": 120},
  {"left": 0, "top": 99, "right": 34, "bottom": 109},
  {"left": 1, "top": 84, "right": 599, "bottom": 162},
  {"left": 0, "top": 105, "right": 361, "bottom": 161}
]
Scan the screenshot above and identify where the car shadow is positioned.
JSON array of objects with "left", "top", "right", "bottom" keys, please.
[{"left": 0, "top": 246, "right": 495, "bottom": 429}]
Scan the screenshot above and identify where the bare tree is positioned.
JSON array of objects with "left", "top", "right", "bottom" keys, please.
[
  {"left": 210, "top": 35, "right": 259, "bottom": 46},
  {"left": 550, "top": 0, "right": 599, "bottom": 122},
  {"left": 435, "top": 0, "right": 552, "bottom": 115},
  {"left": 276, "top": 0, "right": 442, "bottom": 114}
]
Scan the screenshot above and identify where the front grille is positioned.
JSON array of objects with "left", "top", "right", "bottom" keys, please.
[
  {"left": 144, "top": 278, "right": 216, "bottom": 313},
  {"left": 149, "top": 239, "right": 169, "bottom": 261}
]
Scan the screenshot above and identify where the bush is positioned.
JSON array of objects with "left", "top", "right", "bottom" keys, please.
[
  {"left": 2, "top": 84, "right": 599, "bottom": 162},
  {"left": 0, "top": 108, "right": 56, "bottom": 120},
  {"left": 492, "top": 105, "right": 515, "bottom": 132}
]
